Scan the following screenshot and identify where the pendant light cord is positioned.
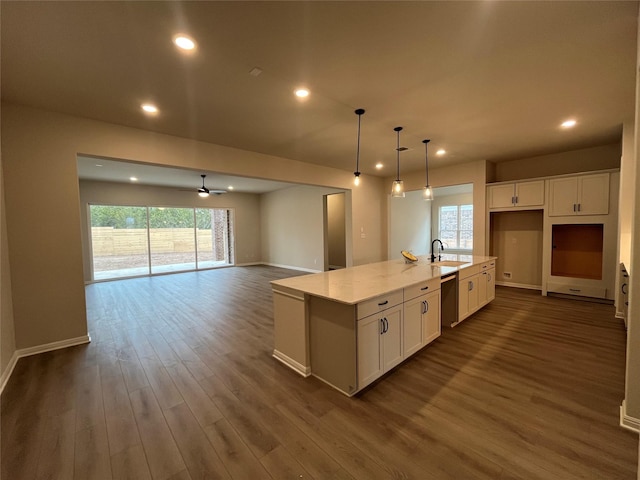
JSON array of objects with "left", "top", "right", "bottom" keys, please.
[
  {"left": 394, "top": 126, "right": 402, "bottom": 181},
  {"left": 423, "top": 139, "right": 430, "bottom": 185}
]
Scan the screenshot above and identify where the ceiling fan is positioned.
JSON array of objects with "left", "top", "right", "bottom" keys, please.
[{"left": 196, "top": 174, "right": 227, "bottom": 196}]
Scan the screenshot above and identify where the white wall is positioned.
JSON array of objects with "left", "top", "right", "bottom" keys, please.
[
  {"left": 388, "top": 190, "right": 432, "bottom": 260},
  {"left": 261, "top": 185, "right": 345, "bottom": 272},
  {"left": 78, "top": 180, "right": 263, "bottom": 281},
  {"left": 389, "top": 159, "right": 489, "bottom": 256}
]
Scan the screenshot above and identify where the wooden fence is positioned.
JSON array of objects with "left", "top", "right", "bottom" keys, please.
[{"left": 92, "top": 227, "right": 214, "bottom": 256}]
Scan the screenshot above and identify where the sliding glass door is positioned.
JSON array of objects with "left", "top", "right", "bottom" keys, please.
[
  {"left": 149, "top": 207, "right": 196, "bottom": 274},
  {"left": 89, "top": 204, "right": 233, "bottom": 281},
  {"left": 90, "top": 205, "right": 150, "bottom": 280}
]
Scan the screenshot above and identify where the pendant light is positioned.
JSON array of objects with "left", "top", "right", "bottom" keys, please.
[
  {"left": 422, "top": 139, "right": 433, "bottom": 201},
  {"left": 391, "top": 126, "right": 405, "bottom": 197},
  {"left": 353, "top": 108, "right": 365, "bottom": 186}
]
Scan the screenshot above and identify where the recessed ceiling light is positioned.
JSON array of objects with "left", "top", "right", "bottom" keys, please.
[
  {"left": 95, "top": 164, "right": 103, "bottom": 167},
  {"left": 130, "top": 177, "right": 138, "bottom": 182},
  {"left": 173, "top": 35, "right": 196, "bottom": 51},
  {"left": 375, "top": 163, "right": 384, "bottom": 169},
  {"left": 436, "top": 149, "right": 446, "bottom": 156},
  {"left": 294, "top": 88, "right": 309, "bottom": 98},
  {"left": 561, "top": 119, "right": 577, "bottom": 128},
  {"left": 141, "top": 104, "right": 158, "bottom": 114},
  {"left": 249, "top": 67, "right": 263, "bottom": 77},
  {"left": 228, "top": 185, "right": 234, "bottom": 190}
]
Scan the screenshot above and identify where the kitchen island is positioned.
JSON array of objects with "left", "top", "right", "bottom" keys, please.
[{"left": 271, "top": 254, "right": 496, "bottom": 395}]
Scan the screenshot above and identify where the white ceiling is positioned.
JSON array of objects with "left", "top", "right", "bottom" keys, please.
[{"left": 2, "top": 1, "right": 638, "bottom": 188}]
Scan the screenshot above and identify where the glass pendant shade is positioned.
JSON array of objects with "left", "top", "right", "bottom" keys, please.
[
  {"left": 391, "top": 180, "right": 405, "bottom": 197},
  {"left": 391, "top": 126, "right": 404, "bottom": 197},
  {"left": 422, "top": 185, "right": 433, "bottom": 201}
]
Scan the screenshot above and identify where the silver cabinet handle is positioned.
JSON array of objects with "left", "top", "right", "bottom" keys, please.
[{"left": 469, "top": 281, "right": 474, "bottom": 291}]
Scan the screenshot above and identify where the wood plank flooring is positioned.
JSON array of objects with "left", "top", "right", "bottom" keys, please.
[{"left": 1, "top": 265, "right": 637, "bottom": 479}]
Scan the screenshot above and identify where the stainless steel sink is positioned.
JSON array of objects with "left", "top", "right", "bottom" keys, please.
[{"left": 431, "top": 260, "right": 467, "bottom": 267}]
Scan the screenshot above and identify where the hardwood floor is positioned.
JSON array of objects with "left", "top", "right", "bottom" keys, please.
[{"left": 1, "top": 265, "right": 637, "bottom": 479}]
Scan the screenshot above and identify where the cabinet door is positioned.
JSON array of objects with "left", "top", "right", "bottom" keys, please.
[
  {"left": 488, "top": 184, "right": 515, "bottom": 209},
  {"left": 458, "top": 278, "right": 470, "bottom": 320},
  {"left": 403, "top": 297, "right": 424, "bottom": 358},
  {"left": 357, "top": 315, "right": 383, "bottom": 388},
  {"left": 423, "top": 290, "right": 441, "bottom": 345},
  {"left": 382, "top": 307, "right": 404, "bottom": 373},
  {"left": 487, "top": 268, "right": 496, "bottom": 302},
  {"left": 459, "top": 276, "right": 479, "bottom": 320},
  {"left": 468, "top": 275, "right": 479, "bottom": 313},
  {"left": 549, "top": 177, "right": 578, "bottom": 216},
  {"left": 577, "top": 173, "right": 609, "bottom": 215},
  {"left": 478, "top": 271, "right": 488, "bottom": 306},
  {"left": 515, "top": 180, "right": 545, "bottom": 207}
]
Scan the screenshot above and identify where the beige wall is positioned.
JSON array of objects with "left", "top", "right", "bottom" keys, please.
[
  {"left": 388, "top": 190, "right": 432, "bottom": 259},
  {"left": 490, "top": 210, "right": 544, "bottom": 288},
  {"left": 392, "top": 159, "right": 488, "bottom": 256},
  {"left": 78, "top": 180, "right": 262, "bottom": 281},
  {"left": 492, "top": 143, "right": 621, "bottom": 182},
  {"left": 1, "top": 103, "right": 387, "bottom": 351},
  {"left": 261, "top": 185, "right": 344, "bottom": 272},
  {"left": 1, "top": 161, "right": 16, "bottom": 377}
]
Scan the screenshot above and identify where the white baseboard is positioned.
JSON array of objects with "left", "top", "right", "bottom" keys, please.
[
  {"left": 495, "top": 281, "right": 542, "bottom": 291},
  {"left": 620, "top": 400, "right": 640, "bottom": 433},
  {"left": 272, "top": 349, "right": 311, "bottom": 377},
  {"left": 0, "top": 351, "right": 19, "bottom": 394},
  {"left": 262, "top": 263, "right": 321, "bottom": 274},
  {"left": 0, "top": 334, "right": 91, "bottom": 395}
]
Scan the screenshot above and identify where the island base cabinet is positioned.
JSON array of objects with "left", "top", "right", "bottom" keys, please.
[
  {"left": 308, "top": 297, "right": 358, "bottom": 396},
  {"left": 404, "top": 290, "right": 441, "bottom": 357},
  {"left": 357, "top": 305, "right": 403, "bottom": 390},
  {"left": 423, "top": 290, "right": 441, "bottom": 345},
  {"left": 459, "top": 275, "right": 479, "bottom": 321}
]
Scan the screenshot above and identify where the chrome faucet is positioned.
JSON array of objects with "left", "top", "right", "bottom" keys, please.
[{"left": 430, "top": 239, "right": 444, "bottom": 263}]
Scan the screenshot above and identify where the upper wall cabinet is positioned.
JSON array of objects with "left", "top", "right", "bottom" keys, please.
[
  {"left": 548, "top": 173, "right": 609, "bottom": 217},
  {"left": 488, "top": 180, "right": 545, "bottom": 209}
]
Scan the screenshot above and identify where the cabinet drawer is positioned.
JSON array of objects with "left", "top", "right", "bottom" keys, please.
[
  {"left": 480, "top": 260, "right": 496, "bottom": 271},
  {"left": 357, "top": 290, "right": 403, "bottom": 319},
  {"left": 404, "top": 278, "right": 440, "bottom": 302},
  {"left": 547, "top": 282, "right": 606, "bottom": 299},
  {"left": 458, "top": 265, "right": 480, "bottom": 280}
]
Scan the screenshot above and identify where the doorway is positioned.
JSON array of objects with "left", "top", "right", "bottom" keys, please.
[{"left": 324, "top": 193, "right": 346, "bottom": 271}]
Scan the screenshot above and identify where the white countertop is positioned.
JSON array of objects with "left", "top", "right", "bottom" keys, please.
[{"left": 271, "top": 254, "right": 497, "bottom": 305}]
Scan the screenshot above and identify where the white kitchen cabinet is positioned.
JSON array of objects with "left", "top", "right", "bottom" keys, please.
[
  {"left": 403, "top": 289, "right": 441, "bottom": 357},
  {"left": 478, "top": 260, "right": 496, "bottom": 306},
  {"left": 459, "top": 275, "right": 479, "bottom": 321},
  {"left": 549, "top": 173, "right": 609, "bottom": 216},
  {"left": 488, "top": 180, "right": 545, "bottom": 209},
  {"left": 479, "top": 267, "right": 495, "bottom": 305},
  {"left": 422, "top": 290, "right": 441, "bottom": 345},
  {"left": 458, "top": 265, "right": 480, "bottom": 322},
  {"left": 357, "top": 304, "right": 403, "bottom": 389}
]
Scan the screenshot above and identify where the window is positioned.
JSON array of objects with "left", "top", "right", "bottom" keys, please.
[
  {"left": 89, "top": 204, "right": 234, "bottom": 281},
  {"left": 438, "top": 204, "right": 473, "bottom": 251}
]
